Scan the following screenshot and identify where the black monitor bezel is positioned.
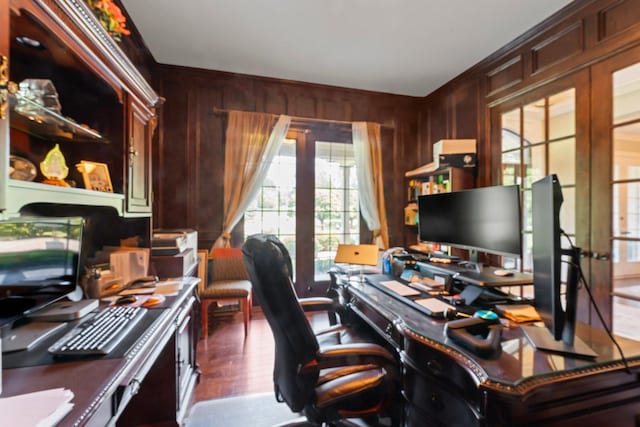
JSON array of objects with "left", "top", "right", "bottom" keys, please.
[{"left": 417, "top": 184, "right": 523, "bottom": 259}]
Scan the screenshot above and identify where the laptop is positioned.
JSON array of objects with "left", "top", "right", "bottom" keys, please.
[{"left": 334, "top": 244, "right": 379, "bottom": 266}]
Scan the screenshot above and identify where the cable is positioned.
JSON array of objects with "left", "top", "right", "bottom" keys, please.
[{"left": 561, "top": 231, "right": 631, "bottom": 374}]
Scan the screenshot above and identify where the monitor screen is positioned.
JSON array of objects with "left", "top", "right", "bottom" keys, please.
[
  {"left": 0, "top": 216, "right": 84, "bottom": 323},
  {"left": 417, "top": 184, "right": 522, "bottom": 258}
]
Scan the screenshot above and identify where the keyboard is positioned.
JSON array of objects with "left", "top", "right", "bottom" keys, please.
[{"left": 48, "top": 306, "right": 147, "bottom": 356}]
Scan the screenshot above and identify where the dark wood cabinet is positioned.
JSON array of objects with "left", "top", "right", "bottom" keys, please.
[
  {"left": 126, "top": 97, "right": 154, "bottom": 213},
  {"left": 1, "top": 0, "right": 158, "bottom": 225}
]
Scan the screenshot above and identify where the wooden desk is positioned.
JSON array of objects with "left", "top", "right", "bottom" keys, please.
[
  {"left": 1, "top": 277, "right": 200, "bottom": 427},
  {"left": 340, "top": 274, "right": 640, "bottom": 426}
]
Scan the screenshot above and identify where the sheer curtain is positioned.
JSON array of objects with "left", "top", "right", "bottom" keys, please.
[
  {"left": 352, "top": 122, "right": 389, "bottom": 250},
  {"left": 214, "top": 111, "right": 291, "bottom": 248}
]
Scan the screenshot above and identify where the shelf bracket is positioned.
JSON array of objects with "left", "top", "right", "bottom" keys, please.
[{"left": 0, "top": 56, "right": 17, "bottom": 120}]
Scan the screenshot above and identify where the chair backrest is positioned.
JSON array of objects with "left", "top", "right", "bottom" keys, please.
[
  {"left": 242, "top": 234, "right": 319, "bottom": 411},
  {"left": 210, "top": 247, "right": 249, "bottom": 282}
]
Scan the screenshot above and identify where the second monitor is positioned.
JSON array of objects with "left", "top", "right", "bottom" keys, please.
[{"left": 417, "top": 184, "right": 522, "bottom": 265}]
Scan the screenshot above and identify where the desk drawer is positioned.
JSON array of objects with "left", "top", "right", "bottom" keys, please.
[
  {"left": 403, "top": 367, "right": 480, "bottom": 427},
  {"left": 348, "top": 297, "right": 402, "bottom": 349},
  {"left": 403, "top": 337, "right": 479, "bottom": 393}
]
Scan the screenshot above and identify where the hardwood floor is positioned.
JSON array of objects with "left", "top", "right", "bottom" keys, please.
[{"left": 194, "top": 307, "right": 329, "bottom": 402}]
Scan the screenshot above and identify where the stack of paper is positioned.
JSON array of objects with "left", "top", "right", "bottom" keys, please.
[
  {"left": 495, "top": 304, "right": 541, "bottom": 323},
  {"left": 0, "top": 388, "right": 74, "bottom": 427}
]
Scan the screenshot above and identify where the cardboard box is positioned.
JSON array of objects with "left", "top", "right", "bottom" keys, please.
[{"left": 433, "top": 139, "right": 476, "bottom": 168}]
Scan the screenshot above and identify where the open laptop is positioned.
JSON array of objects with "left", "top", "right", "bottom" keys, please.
[{"left": 334, "top": 244, "right": 379, "bottom": 266}]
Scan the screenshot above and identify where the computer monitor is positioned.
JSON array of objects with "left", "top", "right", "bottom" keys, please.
[
  {"left": 0, "top": 216, "right": 84, "bottom": 327},
  {"left": 417, "top": 184, "right": 522, "bottom": 263},
  {"left": 522, "top": 175, "right": 596, "bottom": 358}
]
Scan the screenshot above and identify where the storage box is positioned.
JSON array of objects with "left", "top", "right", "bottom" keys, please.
[
  {"left": 433, "top": 139, "right": 476, "bottom": 168},
  {"left": 152, "top": 248, "right": 196, "bottom": 279}
]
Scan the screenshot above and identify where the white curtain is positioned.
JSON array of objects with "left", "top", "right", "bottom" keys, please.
[
  {"left": 213, "top": 112, "right": 291, "bottom": 248},
  {"left": 352, "top": 122, "right": 389, "bottom": 249}
]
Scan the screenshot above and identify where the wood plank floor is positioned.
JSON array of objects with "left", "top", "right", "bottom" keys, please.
[{"left": 194, "top": 307, "right": 329, "bottom": 402}]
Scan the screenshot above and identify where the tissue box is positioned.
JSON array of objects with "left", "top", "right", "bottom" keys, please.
[{"left": 434, "top": 139, "right": 476, "bottom": 168}]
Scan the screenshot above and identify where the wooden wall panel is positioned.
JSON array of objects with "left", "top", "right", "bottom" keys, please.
[
  {"left": 154, "top": 66, "right": 420, "bottom": 250},
  {"left": 597, "top": 0, "right": 640, "bottom": 42},
  {"left": 531, "top": 22, "right": 584, "bottom": 74},
  {"left": 486, "top": 55, "right": 524, "bottom": 97}
]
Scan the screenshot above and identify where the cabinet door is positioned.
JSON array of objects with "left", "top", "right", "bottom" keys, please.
[{"left": 127, "top": 99, "right": 153, "bottom": 213}]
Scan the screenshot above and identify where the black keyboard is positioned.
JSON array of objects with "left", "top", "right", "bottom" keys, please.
[{"left": 48, "top": 306, "right": 146, "bottom": 356}]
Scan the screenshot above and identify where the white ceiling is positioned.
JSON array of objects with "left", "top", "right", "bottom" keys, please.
[{"left": 121, "top": 0, "right": 573, "bottom": 97}]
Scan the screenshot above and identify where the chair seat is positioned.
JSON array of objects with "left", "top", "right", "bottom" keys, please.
[
  {"left": 201, "top": 279, "right": 253, "bottom": 338},
  {"left": 201, "top": 279, "right": 252, "bottom": 298}
]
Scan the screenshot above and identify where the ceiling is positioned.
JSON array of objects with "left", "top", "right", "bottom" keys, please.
[{"left": 121, "top": 0, "right": 573, "bottom": 97}]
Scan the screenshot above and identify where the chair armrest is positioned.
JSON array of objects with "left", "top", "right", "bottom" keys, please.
[
  {"left": 300, "top": 343, "right": 396, "bottom": 373},
  {"left": 298, "top": 297, "right": 337, "bottom": 313}
]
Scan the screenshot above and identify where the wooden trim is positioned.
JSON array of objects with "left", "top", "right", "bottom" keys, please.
[{"left": 212, "top": 107, "right": 395, "bottom": 130}]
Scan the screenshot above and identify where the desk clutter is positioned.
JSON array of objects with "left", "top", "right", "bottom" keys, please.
[{"left": 348, "top": 262, "right": 539, "bottom": 359}]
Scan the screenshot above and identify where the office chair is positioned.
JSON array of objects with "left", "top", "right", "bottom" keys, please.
[{"left": 242, "top": 234, "right": 400, "bottom": 426}]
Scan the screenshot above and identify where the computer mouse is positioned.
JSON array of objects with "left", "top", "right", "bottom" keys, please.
[
  {"left": 115, "top": 295, "right": 137, "bottom": 305},
  {"left": 494, "top": 269, "right": 514, "bottom": 277}
]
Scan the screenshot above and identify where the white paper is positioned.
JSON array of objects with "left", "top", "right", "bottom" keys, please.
[
  {"left": 0, "top": 388, "right": 74, "bottom": 427},
  {"left": 379, "top": 280, "right": 421, "bottom": 297}
]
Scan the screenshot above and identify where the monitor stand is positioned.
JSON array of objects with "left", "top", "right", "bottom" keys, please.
[{"left": 521, "top": 325, "right": 597, "bottom": 359}]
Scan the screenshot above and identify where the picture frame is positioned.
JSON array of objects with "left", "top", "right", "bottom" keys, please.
[
  {"left": 76, "top": 160, "right": 113, "bottom": 192},
  {"left": 196, "top": 249, "right": 209, "bottom": 294}
]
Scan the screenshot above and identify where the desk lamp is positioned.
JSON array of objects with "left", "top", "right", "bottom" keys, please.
[{"left": 333, "top": 244, "right": 379, "bottom": 283}]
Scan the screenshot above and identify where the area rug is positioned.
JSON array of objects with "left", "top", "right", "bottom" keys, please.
[{"left": 185, "top": 392, "right": 304, "bottom": 427}]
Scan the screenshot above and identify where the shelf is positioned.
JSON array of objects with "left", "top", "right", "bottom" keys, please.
[
  {"left": 7, "top": 180, "right": 124, "bottom": 216},
  {"left": 9, "top": 92, "right": 109, "bottom": 144}
]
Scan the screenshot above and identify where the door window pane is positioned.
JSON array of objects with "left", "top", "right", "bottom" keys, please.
[
  {"left": 549, "top": 137, "right": 576, "bottom": 186},
  {"left": 523, "top": 144, "right": 546, "bottom": 189},
  {"left": 315, "top": 142, "right": 360, "bottom": 280},
  {"left": 523, "top": 101, "right": 546, "bottom": 144},
  {"left": 549, "top": 89, "right": 576, "bottom": 140},
  {"left": 614, "top": 62, "right": 640, "bottom": 124}
]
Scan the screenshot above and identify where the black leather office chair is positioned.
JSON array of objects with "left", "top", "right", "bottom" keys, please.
[{"left": 242, "top": 234, "right": 400, "bottom": 426}]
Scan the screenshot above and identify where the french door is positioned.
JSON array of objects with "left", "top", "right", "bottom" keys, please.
[
  {"left": 492, "top": 70, "right": 591, "bottom": 315},
  {"left": 592, "top": 45, "right": 640, "bottom": 339},
  {"left": 244, "top": 124, "right": 360, "bottom": 296}
]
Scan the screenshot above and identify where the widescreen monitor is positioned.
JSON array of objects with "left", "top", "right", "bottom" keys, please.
[{"left": 417, "top": 184, "right": 522, "bottom": 259}]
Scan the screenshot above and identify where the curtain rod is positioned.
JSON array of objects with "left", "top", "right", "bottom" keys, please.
[{"left": 212, "top": 107, "right": 394, "bottom": 130}]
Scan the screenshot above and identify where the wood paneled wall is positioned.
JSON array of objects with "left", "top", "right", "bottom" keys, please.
[
  {"left": 148, "top": 0, "right": 640, "bottom": 262},
  {"left": 420, "top": 0, "right": 640, "bottom": 186},
  {"left": 153, "top": 67, "right": 421, "bottom": 249}
]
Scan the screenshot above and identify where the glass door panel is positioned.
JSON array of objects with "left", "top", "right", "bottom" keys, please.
[
  {"left": 607, "top": 58, "right": 640, "bottom": 340},
  {"left": 314, "top": 141, "right": 360, "bottom": 281},
  {"left": 498, "top": 88, "right": 577, "bottom": 287}
]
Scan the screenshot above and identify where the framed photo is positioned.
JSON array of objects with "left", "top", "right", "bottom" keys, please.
[
  {"left": 76, "top": 160, "right": 113, "bottom": 192},
  {"left": 196, "top": 249, "right": 209, "bottom": 294}
]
